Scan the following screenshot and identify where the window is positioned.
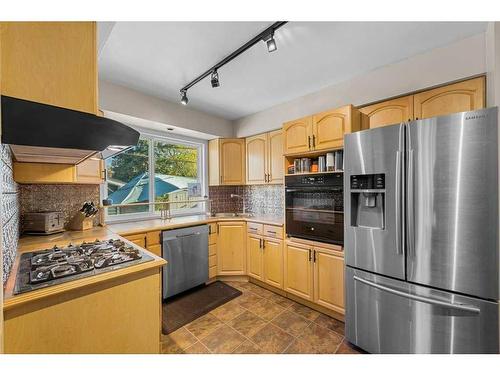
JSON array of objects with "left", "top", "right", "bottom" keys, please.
[{"left": 103, "top": 134, "right": 206, "bottom": 222}]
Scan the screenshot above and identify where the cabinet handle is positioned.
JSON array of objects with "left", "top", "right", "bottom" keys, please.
[
  {"left": 308, "top": 249, "right": 312, "bottom": 261},
  {"left": 313, "top": 249, "right": 316, "bottom": 263},
  {"left": 308, "top": 136, "right": 311, "bottom": 149},
  {"left": 262, "top": 239, "right": 266, "bottom": 250},
  {"left": 268, "top": 173, "right": 272, "bottom": 182},
  {"left": 259, "top": 238, "right": 262, "bottom": 248},
  {"left": 312, "top": 135, "right": 316, "bottom": 149}
]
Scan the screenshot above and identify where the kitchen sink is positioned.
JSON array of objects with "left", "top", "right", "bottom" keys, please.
[{"left": 212, "top": 212, "right": 254, "bottom": 218}]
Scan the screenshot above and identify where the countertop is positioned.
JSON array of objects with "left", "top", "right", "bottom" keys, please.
[
  {"left": 107, "top": 214, "right": 284, "bottom": 236},
  {"left": 3, "top": 226, "right": 166, "bottom": 309},
  {"left": 3, "top": 214, "right": 283, "bottom": 308}
]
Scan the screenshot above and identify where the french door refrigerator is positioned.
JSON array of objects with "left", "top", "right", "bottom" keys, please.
[{"left": 344, "top": 107, "right": 499, "bottom": 354}]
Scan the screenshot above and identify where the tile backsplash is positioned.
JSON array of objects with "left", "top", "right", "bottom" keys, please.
[
  {"left": 1, "top": 144, "right": 20, "bottom": 284},
  {"left": 209, "top": 184, "right": 284, "bottom": 217},
  {"left": 19, "top": 184, "right": 101, "bottom": 230}
]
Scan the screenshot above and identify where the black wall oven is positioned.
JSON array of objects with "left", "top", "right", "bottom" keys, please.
[{"left": 285, "top": 173, "right": 343, "bottom": 245}]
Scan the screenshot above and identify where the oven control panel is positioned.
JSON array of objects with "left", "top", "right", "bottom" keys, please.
[
  {"left": 301, "top": 176, "right": 324, "bottom": 184},
  {"left": 350, "top": 174, "right": 385, "bottom": 189}
]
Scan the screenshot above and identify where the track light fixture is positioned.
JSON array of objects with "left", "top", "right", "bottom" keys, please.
[
  {"left": 211, "top": 70, "right": 220, "bottom": 88},
  {"left": 180, "top": 90, "right": 188, "bottom": 105},
  {"left": 263, "top": 30, "right": 277, "bottom": 53},
  {"left": 179, "top": 21, "right": 287, "bottom": 105}
]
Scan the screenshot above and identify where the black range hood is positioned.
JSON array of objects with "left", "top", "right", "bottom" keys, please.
[{"left": 1, "top": 95, "right": 140, "bottom": 164}]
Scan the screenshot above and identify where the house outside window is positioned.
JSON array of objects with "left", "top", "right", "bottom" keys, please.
[{"left": 102, "top": 132, "right": 207, "bottom": 222}]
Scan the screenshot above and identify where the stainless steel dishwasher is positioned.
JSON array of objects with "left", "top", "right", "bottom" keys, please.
[{"left": 162, "top": 224, "right": 209, "bottom": 299}]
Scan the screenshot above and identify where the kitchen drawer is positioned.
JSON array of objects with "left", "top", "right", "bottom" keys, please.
[
  {"left": 209, "top": 243, "right": 217, "bottom": 257},
  {"left": 209, "top": 254, "right": 217, "bottom": 268},
  {"left": 123, "top": 233, "right": 146, "bottom": 248},
  {"left": 209, "top": 265, "right": 217, "bottom": 279},
  {"left": 147, "top": 244, "right": 162, "bottom": 257},
  {"left": 263, "top": 224, "right": 282, "bottom": 239},
  {"left": 146, "top": 231, "right": 161, "bottom": 246},
  {"left": 247, "top": 222, "right": 263, "bottom": 235}
]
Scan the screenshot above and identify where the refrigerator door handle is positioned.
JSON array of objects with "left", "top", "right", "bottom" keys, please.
[
  {"left": 353, "top": 276, "right": 480, "bottom": 313},
  {"left": 395, "top": 150, "right": 402, "bottom": 254},
  {"left": 406, "top": 149, "right": 415, "bottom": 258}
]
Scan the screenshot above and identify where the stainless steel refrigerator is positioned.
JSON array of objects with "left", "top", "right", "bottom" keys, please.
[{"left": 344, "top": 107, "right": 499, "bottom": 354}]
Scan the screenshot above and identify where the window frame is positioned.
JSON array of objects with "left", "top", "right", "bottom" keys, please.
[{"left": 101, "top": 130, "right": 208, "bottom": 224}]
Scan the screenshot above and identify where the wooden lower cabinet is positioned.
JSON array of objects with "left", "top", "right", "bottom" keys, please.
[
  {"left": 247, "top": 235, "right": 264, "bottom": 280},
  {"left": 313, "top": 246, "right": 345, "bottom": 314},
  {"left": 284, "top": 241, "right": 345, "bottom": 313},
  {"left": 262, "top": 237, "right": 283, "bottom": 289},
  {"left": 123, "top": 233, "right": 146, "bottom": 248},
  {"left": 284, "top": 242, "right": 313, "bottom": 301},
  {"left": 217, "top": 221, "right": 246, "bottom": 275}
]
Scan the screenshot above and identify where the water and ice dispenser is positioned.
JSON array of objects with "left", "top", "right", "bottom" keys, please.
[{"left": 350, "top": 174, "right": 385, "bottom": 229}]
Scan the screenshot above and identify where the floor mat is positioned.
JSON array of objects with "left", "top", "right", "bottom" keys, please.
[{"left": 162, "top": 281, "right": 242, "bottom": 334}]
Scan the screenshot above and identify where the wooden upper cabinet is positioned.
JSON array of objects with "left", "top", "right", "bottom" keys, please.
[
  {"left": 0, "top": 22, "right": 98, "bottom": 114},
  {"left": 283, "top": 116, "right": 313, "bottom": 154},
  {"left": 413, "top": 77, "right": 485, "bottom": 120},
  {"left": 208, "top": 138, "right": 245, "bottom": 186},
  {"left": 360, "top": 95, "right": 414, "bottom": 129},
  {"left": 267, "top": 130, "right": 284, "bottom": 184},
  {"left": 75, "top": 158, "right": 104, "bottom": 184},
  {"left": 313, "top": 247, "right": 345, "bottom": 314},
  {"left": 246, "top": 134, "right": 267, "bottom": 185},
  {"left": 312, "top": 105, "right": 354, "bottom": 150},
  {"left": 245, "top": 130, "right": 284, "bottom": 185}
]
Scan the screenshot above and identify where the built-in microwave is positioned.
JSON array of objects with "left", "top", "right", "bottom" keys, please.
[{"left": 285, "top": 173, "right": 344, "bottom": 245}]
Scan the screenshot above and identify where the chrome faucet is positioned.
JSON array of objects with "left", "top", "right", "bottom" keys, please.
[{"left": 230, "top": 194, "right": 246, "bottom": 214}]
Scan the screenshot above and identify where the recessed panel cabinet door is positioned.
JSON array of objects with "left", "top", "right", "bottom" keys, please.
[
  {"left": 247, "top": 235, "right": 263, "bottom": 280},
  {"left": 312, "top": 105, "right": 355, "bottom": 150},
  {"left": 360, "top": 96, "right": 414, "bottom": 129},
  {"left": 217, "top": 222, "right": 246, "bottom": 275},
  {"left": 313, "top": 248, "right": 344, "bottom": 314},
  {"left": 263, "top": 238, "right": 283, "bottom": 289},
  {"left": 283, "top": 116, "right": 313, "bottom": 154},
  {"left": 284, "top": 242, "right": 313, "bottom": 301},
  {"left": 413, "top": 77, "right": 485, "bottom": 120},
  {"left": 220, "top": 139, "right": 245, "bottom": 185},
  {"left": 246, "top": 134, "right": 267, "bottom": 185},
  {"left": 267, "top": 130, "right": 284, "bottom": 184}
]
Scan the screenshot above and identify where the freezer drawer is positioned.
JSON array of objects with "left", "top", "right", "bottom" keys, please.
[
  {"left": 162, "top": 225, "right": 209, "bottom": 299},
  {"left": 345, "top": 267, "right": 499, "bottom": 354}
]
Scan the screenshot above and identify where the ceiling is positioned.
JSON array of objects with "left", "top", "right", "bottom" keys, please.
[{"left": 98, "top": 22, "right": 487, "bottom": 121}]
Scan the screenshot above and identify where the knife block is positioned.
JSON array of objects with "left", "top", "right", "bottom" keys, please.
[{"left": 69, "top": 212, "right": 94, "bottom": 231}]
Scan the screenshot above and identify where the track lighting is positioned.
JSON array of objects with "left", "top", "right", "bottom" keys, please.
[
  {"left": 263, "top": 31, "right": 277, "bottom": 53},
  {"left": 180, "top": 90, "right": 188, "bottom": 105},
  {"left": 211, "top": 70, "right": 220, "bottom": 88},
  {"left": 179, "top": 21, "right": 287, "bottom": 105}
]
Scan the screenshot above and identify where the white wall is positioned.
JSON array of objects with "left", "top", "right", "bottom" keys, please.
[
  {"left": 99, "top": 80, "right": 234, "bottom": 138},
  {"left": 234, "top": 33, "right": 487, "bottom": 137}
]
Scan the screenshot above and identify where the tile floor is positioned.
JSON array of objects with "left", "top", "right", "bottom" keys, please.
[{"left": 161, "top": 280, "right": 365, "bottom": 354}]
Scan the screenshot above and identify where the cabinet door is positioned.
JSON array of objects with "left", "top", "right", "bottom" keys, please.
[
  {"left": 267, "top": 130, "right": 284, "bottom": 184},
  {"left": 413, "top": 77, "right": 485, "bottom": 120},
  {"left": 1, "top": 22, "right": 98, "bottom": 114},
  {"left": 75, "top": 158, "right": 104, "bottom": 184},
  {"left": 263, "top": 238, "right": 283, "bottom": 289},
  {"left": 283, "top": 116, "right": 313, "bottom": 154},
  {"left": 208, "top": 139, "right": 220, "bottom": 186},
  {"left": 359, "top": 95, "right": 414, "bottom": 129},
  {"left": 313, "top": 248, "right": 345, "bottom": 314},
  {"left": 217, "top": 222, "right": 246, "bottom": 275},
  {"left": 284, "top": 242, "right": 313, "bottom": 301},
  {"left": 246, "top": 134, "right": 267, "bottom": 185},
  {"left": 247, "top": 235, "right": 264, "bottom": 280},
  {"left": 220, "top": 139, "right": 245, "bottom": 185},
  {"left": 312, "top": 105, "right": 357, "bottom": 150}
]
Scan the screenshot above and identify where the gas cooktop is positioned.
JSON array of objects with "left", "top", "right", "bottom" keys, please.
[{"left": 14, "top": 238, "right": 154, "bottom": 295}]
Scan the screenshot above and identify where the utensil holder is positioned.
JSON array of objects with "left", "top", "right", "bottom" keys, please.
[{"left": 69, "top": 212, "right": 94, "bottom": 231}]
